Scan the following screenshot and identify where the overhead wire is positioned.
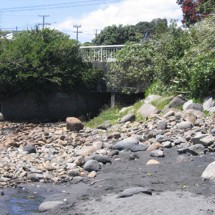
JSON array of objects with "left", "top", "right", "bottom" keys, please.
[{"left": 0, "top": 0, "right": 120, "bottom": 13}]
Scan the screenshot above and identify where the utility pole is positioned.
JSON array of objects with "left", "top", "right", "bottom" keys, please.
[
  {"left": 38, "top": 15, "right": 51, "bottom": 30},
  {"left": 73, "top": 25, "right": 82, "bottom": 41},
  {"left": 95, "top": 29, "right": 100, "bottom": 38}
]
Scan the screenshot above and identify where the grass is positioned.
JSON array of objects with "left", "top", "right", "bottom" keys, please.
[
  {"left": 85, "top": 106, "right": 123, "bottom": 128},
  {"left": 151, "top": 96, "right": 173, "bottom": 111},
  {"left": 86, "top": 99, "right": 145, "bottom": 128}
]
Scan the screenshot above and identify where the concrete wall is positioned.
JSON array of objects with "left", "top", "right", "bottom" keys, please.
[{"left": 1, "top": 91, "right": 110, "bottom": 121}]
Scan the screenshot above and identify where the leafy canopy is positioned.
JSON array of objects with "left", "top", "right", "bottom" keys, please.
[{"left": 0, "top": 29, "right": 101, "bottom": 97}]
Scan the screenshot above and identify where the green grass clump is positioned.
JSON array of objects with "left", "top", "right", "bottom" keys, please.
[
  {"left": 85, "top": 106, "right": 123, "bottom": 128},
  {"left": 151, "top": 96, "right": 173, "bottom": 111}
]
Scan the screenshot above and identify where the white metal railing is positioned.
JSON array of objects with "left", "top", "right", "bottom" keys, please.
[{"left": 80, "top": 45, "right": 125, "bottom": 62}]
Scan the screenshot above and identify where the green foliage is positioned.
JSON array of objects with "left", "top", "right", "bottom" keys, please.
[
  {"left": 0, "top": 29, "right": 101, "bottom": 97},
  {"left": 92, "top": 25, "right": 138, "bottom": 45},
  {"left": 85, "top": 106, "right": 122, "bottom": 128},
  {"left": 152, "top": 21, "right": 192, "bottom": 91},
  {"left": 107, "top": 42, "right": 155, "bottom": 94},
  {"left": 179, "top": 16, "right": 215, "bottom": 98},
  {"left": 135, "top": 18, "right": 168, "bottom": 39},
  {"left": 92, "top": 19, "right": 168, "bottom": 45}
]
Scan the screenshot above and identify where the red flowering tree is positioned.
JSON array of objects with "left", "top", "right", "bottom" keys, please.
[{"left": 177, "top": 0, "right": 215, "bottom": 27}]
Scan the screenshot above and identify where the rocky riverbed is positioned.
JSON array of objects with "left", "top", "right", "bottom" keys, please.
[{"left": 0, "top": 95, "right": 215, "bottom": 214}]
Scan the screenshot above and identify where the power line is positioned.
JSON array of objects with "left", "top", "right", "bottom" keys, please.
[
  {"left": 73, "top": 25, "right": 82, "bottom": 41},
  {"left": 0, "top": 0, "right": 120, "bottom": 13},
  {"left": 38, "top": 15, "right": 51, "bottom": 30}
]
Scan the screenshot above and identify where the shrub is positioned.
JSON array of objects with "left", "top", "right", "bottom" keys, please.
[{"left": 0, "top": 29, "right": 101, "bottom": 97}]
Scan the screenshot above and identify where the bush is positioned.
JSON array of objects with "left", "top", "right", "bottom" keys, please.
[
  {"left": 180, "top": 16, "right": 215, "bottom": 98},
  {"left": 0, "top": 29, "right": 101, "bottom": 97},
  {"left": 107, "top": 41, "right": 156, "bottom": 94}
]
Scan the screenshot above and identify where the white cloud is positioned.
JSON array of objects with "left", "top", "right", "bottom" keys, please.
[{"left": 54, "top": 0, "right": 182, "bottom": 42}]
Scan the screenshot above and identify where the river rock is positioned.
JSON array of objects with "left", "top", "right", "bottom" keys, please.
[
  {"left": 201, "top": 161, "right": 215, "bottom": 181},
  {"left": 146, "top": 159, "right": 160, "bottom": 165},
  {"left": 23, "top": 144, "right": 36, "bottom": 154},
  {"left": 176, "top": 121, "right": 193, "bottom": 129},
  {"left": 112, "top": 137, "right": 139, "bottom": 151},
  {"left": 117, "top": 187, "right": 152, "bottom": 198},
  {"left": 66, "top": 117, "right": 84, "bottom": 132},
  {"left": 186, "top": 144, "right": 205, "bottom": 155},
  {"left": 192, "top": 134, "right": 215, "bottom": 147},
  {"left": 120, "top": 113, "right": 136, "bottom": 123},
  {"left": 157, "top": 120, "right": 167, "bottom": 130},
  {"left": 183, "top": 100, "right": 203, "bottom": 111},
  {"left": 39, "top": 201, "right": 64, "bottom": 212},
  {"left": 150, "top": 149, "right": 165, "bottom": 157},
  {"left": 164, "top": 95, "right": 186, "bottom": 110},
  {"left": 83, "top": 159, "right": 101, "bottom": 172},
  {"left": 90, "top": 155, "right": 111, "bottom": 164},
  {"left": 137, "top": 104, "right": 158, "bottom": 118}
]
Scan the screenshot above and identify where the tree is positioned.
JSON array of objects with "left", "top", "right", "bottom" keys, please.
[
  {"left": 92, "top": 24, "right": 138, "bottom": 45},
  {"left": 107, "top": 42, "right": 155, "bottom": 94},
  {"left": 0, "top": 29, "right": 101, "bottom": 97},
  {"left": 177, "top": 0, "right": 215, "bottom": 26},
  {"left": 135, "top": 18, "right": 168, "bottom": 39}
]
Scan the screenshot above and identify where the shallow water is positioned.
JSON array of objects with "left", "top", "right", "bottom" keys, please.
[{"left": 6, "top": 188, "right": 44, "bottom": 215}]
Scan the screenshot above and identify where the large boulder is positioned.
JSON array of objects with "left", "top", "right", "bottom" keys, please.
[
  {"left": 66, "top": 117, "right": 84, "bottom": 132},
  {"left": 120, "top": 113, "right": 135, "bottom": 123},
  {"left": 137, "top": 104, "right": 158, "bottom": 118},
  {"left": 144, "top": 95, "right": 162, "bottom": 104},
  {"left": 163, "top": 95, "right": 186, "bottom": 111},
  {"left": 112, "top": 137, "right": 139, "bottom": 151},
  {"left": 201, "top": 161, "right": 215, "bottom": 181},
  {"left": 183, "top": 100, "right": 203, "bottom": 111},
  {"left": 203, "top": 97, "right": 215, "bottom": 111}
]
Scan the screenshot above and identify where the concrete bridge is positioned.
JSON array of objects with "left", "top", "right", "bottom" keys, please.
[{"left": 80, "top": 45, "right": 125, "bottom": 62}]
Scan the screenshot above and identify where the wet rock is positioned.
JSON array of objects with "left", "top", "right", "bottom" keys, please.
[
  {"left": 83, "top": 160, "right": 101, "bottom": 172},
  {"left": 201, "top": 161, "right": 215, "bottom": 181},
  {"left": 120, "top": 113, "right": 136, "bottom": 123},
  {"left": 39, "top": 201, "right": 64, "bottom": 212},
  {"left": 66, "top": 117, "right": 84, "bottom": 132},
  {"left": 150, "top": 149, "right": 165, "bottom": 157}
]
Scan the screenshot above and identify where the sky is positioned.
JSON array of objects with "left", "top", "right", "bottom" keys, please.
[{"left": 0, "top": 0, "right": 183, "bottom": 43}]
